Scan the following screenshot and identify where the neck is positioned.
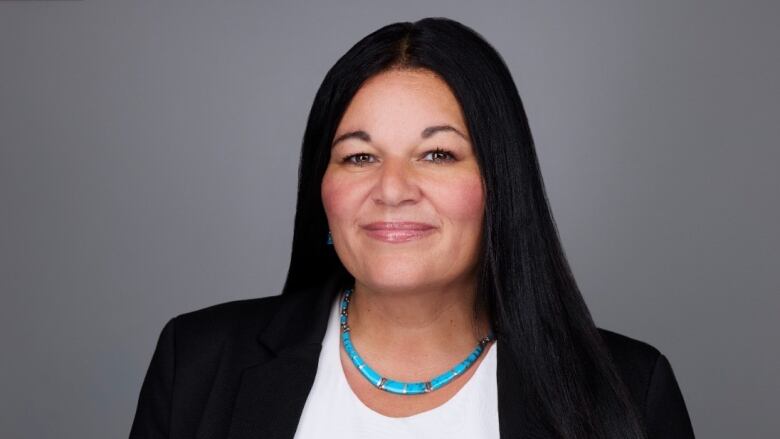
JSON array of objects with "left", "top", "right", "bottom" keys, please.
[{"left": 345, "top": 276, "right": 491, "bottom": 362}]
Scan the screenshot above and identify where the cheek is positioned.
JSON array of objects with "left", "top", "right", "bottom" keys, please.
[
  {"left": 438, "top": 175, "right": 485, "bottom": 224},
  {"left": 321, "top": 170, "right": 359, "bottom": 223}
]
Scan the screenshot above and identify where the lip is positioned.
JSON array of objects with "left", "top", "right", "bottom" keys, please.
[{"left": 360, "top": 222, "right": 437, "bottom": 243}]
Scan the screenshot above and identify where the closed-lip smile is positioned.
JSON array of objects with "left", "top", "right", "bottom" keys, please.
[{"left": 360, "top": 222, "right": 437, "bottom": 243}]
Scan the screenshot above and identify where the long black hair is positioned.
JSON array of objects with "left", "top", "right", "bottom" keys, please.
[{"left": 282, "top": 17, "right": 647, "bottom": 439}]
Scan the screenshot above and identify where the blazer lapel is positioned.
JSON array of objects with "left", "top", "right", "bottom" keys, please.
[{"left": 225, "top": 274, "right": 344, "bottom": 439}]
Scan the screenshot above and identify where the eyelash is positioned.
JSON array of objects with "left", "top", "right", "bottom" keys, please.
[{"left": 341, "top": 148, "right": 456, "bottom": 166}]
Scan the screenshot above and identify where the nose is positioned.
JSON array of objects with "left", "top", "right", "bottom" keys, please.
[{"left": 371, "top": 158, "right": 421, "bottom": 207}]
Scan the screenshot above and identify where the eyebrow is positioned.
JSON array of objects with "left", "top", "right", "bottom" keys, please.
[{"left": 331, "top": 124, "right": 468, "bottom": 148}]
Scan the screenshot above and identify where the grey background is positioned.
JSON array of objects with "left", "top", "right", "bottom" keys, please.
[{"left": 1, "top": 1, "right": 777, "bottom": 438}]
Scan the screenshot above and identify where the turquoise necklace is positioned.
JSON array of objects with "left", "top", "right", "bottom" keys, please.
[{"left": 339, "top": 287, "right": 495, "bottom": 395}]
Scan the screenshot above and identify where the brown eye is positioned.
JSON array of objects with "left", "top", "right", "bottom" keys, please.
[
  {"left": 423, "top": 148, "right": 456, "bottom": 163},
  {"left": 343, "top": 153, "right": 376, "bottom": 166}
]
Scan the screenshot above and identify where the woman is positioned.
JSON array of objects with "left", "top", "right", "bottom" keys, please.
[{"left": 129, "top": 17, "right": 695, "bottom": 439}]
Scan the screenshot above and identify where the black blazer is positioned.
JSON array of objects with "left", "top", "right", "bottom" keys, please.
[{"left": 129, "top": 273, "right": 695, "bottom": 438}]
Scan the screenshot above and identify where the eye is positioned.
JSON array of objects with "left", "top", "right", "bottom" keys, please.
[
  {"left": 342, "top": 152, "right": 376, "bottom": 167},
  {"left": 422, "top": 148, "right": 456, "bottom": 163}
]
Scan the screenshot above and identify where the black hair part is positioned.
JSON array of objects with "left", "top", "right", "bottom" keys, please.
[{"left": 282, "top": 17, "right": 647, "bottom": 439}]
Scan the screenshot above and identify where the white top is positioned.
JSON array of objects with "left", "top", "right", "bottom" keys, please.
[{"left": 293, "top": 292, "right": 500, "bottom": 439}]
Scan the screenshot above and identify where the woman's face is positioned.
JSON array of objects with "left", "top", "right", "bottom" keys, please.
[{"left": 321, "top": 68, "right": 484, "bottom": 293}]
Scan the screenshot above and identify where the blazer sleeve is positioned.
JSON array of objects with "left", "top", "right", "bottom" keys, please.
[
  {"left": 644, "top": 353, "right": 696, "bottom": 438},
  {"left": 129, "top": 318, "right": 176, "bottom": 439}
]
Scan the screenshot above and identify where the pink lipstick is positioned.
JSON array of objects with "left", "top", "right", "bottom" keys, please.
[{"left": 361, "top": 222, "right": 436, "bottom": 243}]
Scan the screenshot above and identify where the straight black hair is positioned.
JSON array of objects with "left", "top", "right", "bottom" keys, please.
[{"left": 282, "top": 17, "right": 647, "bottom": 439}]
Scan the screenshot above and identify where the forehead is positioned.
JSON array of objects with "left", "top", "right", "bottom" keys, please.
[{"left": 336, "top": 69, "right": 468, "bottom": 137}]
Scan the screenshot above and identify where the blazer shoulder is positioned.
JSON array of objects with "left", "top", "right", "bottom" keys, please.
[
  {"left": 176, "top": 294, "right": 284, "bottom": 325},
  {"left": 169, "top": 294, "right": 286, "bottom": 354},
  {"left": 130, "top": 294, "right": 289, "bottom": 437},
  {"left": 597, "top": 327, "right": 661, "bottom": 369},
  {"left": 597, "top": 327, "right": 661, "bottom": 401},
  {"left": 597, "top": 327, "right": 695, "bottom": 438}
]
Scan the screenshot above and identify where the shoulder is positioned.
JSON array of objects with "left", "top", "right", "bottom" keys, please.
[
  {"left": 159, "top": 294, "right": 287, "bottom": 360},
  {"left": 597, "top": 327, "right": 695, "bottom": 437},
  {"left": 130, "top": 294, "right": 295, "bottom": 437},
  {"left": 598, "top": 327, "right": 661, "bottom": 375},
  {"left": 174, "top": 294, "right": 284, "bottom": 335},
  {"left": 596, "top": 327, "right": 661, "bottom": 404}
]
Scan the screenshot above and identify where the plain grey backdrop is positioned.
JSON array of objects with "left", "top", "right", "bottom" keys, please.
[{"left": 1, "top": 1, "right": 777, "bottom": 438}]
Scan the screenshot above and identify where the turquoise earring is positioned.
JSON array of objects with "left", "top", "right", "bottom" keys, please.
[{"left": 326, "top": 230, "right": 333, "bottom": 245}]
